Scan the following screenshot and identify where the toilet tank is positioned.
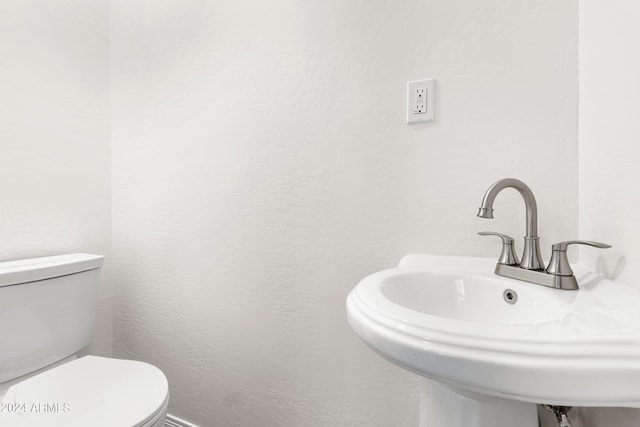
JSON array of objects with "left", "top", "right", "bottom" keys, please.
[{"left": 0, "top": 253, "right": 103, "bottom": 384}]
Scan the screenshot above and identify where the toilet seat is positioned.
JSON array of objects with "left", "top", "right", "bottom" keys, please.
[{"left": 0, "top": 356, "right": 169, "bottom": 427}]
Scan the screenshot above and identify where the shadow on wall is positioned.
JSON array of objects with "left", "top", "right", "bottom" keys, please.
[
  {"left": 595, "top": 255, "right": 626, "bottom": 281},
  {"left": 539, "top": 406, "right": 640, "bottom": 427},
  {"left": 576, "top": 407, "right": 640, "bottom": 427}
]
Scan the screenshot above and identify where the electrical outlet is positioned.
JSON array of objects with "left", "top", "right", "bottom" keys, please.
[{"left": 407, "top": 79, "right": 435, "bottom": 124}]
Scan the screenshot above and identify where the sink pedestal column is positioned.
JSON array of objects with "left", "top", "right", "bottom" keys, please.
[{"left": 419, "top": 379, "right": 538, "bottom": 427}]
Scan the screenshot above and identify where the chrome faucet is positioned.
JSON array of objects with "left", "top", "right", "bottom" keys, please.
[
  {"left": 477, "top": 178, "right": 544, "bottom": 271},
  {"left": 477, "top": 178, "right": 611, "bottom": 290}
]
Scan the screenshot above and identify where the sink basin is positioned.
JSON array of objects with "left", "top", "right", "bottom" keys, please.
[
  {"left": 379, "top": 270, "right": 566, "bottom": 325},
  {"left": 347, "top": 254, "right": 640, "bottom": 426}
]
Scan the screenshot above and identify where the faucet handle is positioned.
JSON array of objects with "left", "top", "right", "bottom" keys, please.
[
  {"left": 478, "top": 232, "right": 520, "bottom": 266},
  {"left": 546, "top": 240, "right": 612, "bottom": 276}
]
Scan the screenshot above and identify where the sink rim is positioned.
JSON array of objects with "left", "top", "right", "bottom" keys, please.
[
  {"left": 347, "top": 254, "right": 640, "bottom": 406},
  {"left": 350, "top": 256, "right": 640, "bottom": 349}
]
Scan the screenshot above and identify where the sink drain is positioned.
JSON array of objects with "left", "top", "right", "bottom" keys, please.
[{"left": 503, "top": 289, "right": 518, "bottom": 305}]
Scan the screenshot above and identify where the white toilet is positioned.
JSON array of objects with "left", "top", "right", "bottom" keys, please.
[{"left": 0, "top": 253, "right": 169, "bottom": 426}]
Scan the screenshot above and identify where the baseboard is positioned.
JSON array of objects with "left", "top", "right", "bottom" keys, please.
[{"left": 165, "top": 413, "right": 200, "bottom": 427}]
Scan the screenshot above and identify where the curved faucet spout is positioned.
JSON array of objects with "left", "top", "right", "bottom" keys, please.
[
  {"left": 477, "top": 178, "right": 544, "bottom": 270},
  {"left": 477, "top": 178, "right": 538, "bottom": 237}
]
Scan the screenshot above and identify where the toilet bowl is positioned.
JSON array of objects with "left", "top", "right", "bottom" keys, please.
[{"left": 0, "top": 253, "right": 169, "bottom": 427}]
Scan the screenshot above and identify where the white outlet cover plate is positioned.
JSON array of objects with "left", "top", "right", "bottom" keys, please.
[{"left": 407, "top": 79, "right": 435, "bottom": 124}]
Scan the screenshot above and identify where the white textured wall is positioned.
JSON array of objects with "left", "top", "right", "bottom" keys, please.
[
  {"left": 110, "top": 1, "right": 577, "bottom": 425},
  {"left": 0, "top": 0, "right": 111, "bottom": 356},
  {"left": 578, "top": 1, "right": 640, "bottom": 425}
]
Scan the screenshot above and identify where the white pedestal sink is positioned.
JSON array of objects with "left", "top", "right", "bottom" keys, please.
[{"left": 346, "top": 255, "right": 640, "bottom": 427}]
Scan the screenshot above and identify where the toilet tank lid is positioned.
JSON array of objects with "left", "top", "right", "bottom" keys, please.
[{"left": 0, "top": 253, "right": 104, "bottom": 288}]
